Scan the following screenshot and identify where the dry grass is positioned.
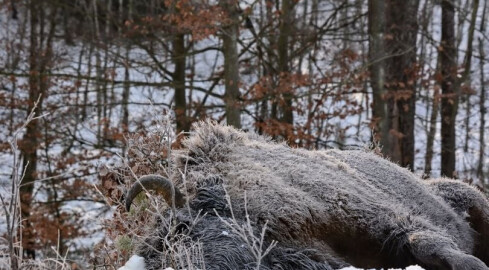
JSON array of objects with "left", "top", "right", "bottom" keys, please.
[{"left": 214, "top": 190, "right": 277, "bottom": 270}]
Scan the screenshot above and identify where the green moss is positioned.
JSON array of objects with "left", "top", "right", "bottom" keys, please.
[
  {"left": 116, "top": 235, "right": 134, "bottom": 252},
  {"left": 128, "top": 193, "right": 150, "bottom": 216}
]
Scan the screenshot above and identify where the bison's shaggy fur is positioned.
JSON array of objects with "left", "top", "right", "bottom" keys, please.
[{"left": 125, "top": 121, "right": 489, "bottom": 270}]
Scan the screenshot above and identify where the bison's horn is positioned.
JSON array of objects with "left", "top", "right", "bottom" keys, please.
[{"left": 125, "top": 175, "right": 186, "bottom": 211}]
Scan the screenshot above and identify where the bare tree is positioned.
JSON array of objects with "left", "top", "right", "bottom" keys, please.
[
  {"left": 173, "top": 33, "right": 189, "bottom": 132},
  {"left": 220, "top": 0, "right": 241, "bottom": 128},
  {"left": 278, "top": 0, "right": 294, "bottom": 127},
  {"left": 368, "top": 0, "right": 387, "bottom": 146},
  {"left": 477, "top": 0, "right": 488, "bottom": 184},
  {"left": 19, "top": 0, "right": 57, "bottom": 258},
  {"left": 440, "top": 0, "right": 458, "bottom": 178},
  {"left": 461, "top": 0, "right": 479, "bottom": 152}
]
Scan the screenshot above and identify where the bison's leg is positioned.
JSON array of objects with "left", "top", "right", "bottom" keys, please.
[
  {"left": 427, "top": 179, "right": 489, "bottom": 265},
  {"left": 406, "top": 231, "right": 488, "bottom": 270},
  {"left": 377, "top": 209, "right": 487, "bottom": 270}
]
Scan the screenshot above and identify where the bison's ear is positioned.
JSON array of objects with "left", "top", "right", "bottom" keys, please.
[{"left": 125, "top": 175, "right": 186, "bottom": 211}]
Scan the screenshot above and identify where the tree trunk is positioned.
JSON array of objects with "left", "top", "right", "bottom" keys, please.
[
  {"left": 266, "top": 0, "right": 278, "bottom": 124},
  {"left": 440, "top": 0, "right": 458, "bottom": 178},
  {"left": 384, "top": 0, "right": 419, "bottom": 170},
  {"left": 10, "top": 0, "right": 18, "bottom": 19},
  {"left": 477, "top": 39, "right": 486, "bottom": 183},
  {"left": 477, "top": 0, "right": 487, "bottom": 184},
  {"left": 220, "top": 0, "right": 241, "bottom": 128},
  {"left": 121, "top": 0, "right": 132, "bottom": 133},
  {"left": 462, "top": 0, "right": 479, "bottom": 152},
  {"left": 122, "top": 48, "right": 131, "bottom": 132},
  {"left": 278, "top": 0, "right": 293, "bottom": 126},
  {"left": 368, "top": 0, "right": 387, "bottom": 147},
  {"left": 173, "top": 33, "right": 188, "bottom": 132},
  {"left": 20, "top": 0, "right": 56, "bottom": 258},
  {"left": 19, "top": 1, "right": 41, "bottom": 259},
  {"left": 424, "top": 87, "right": 440, "bottom": 178}
]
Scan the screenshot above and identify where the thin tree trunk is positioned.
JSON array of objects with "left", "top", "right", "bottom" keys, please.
[
  {"left": 424, "top": 87, "right": 440, "bottom": 178},
  {"left": 122, "top": 49, "right": 131, "bottom": 132},
  {"left": 418, "top": 0, "right": 432, "bottom": 139},
  {"left": 266, "top": 0, "right": 278, "bottom": 123},
  {"left": 20, "top": 0, "right": 56, "bottom": 258},
  {"left": 461, "top": 0, "right": 479, "bottom": 152},
  {"left": 220, "top": 0, "right": 241, "bottom": 128},
  {"left": 82, "top": 43, "right": 94, "bottom": 121},
  {"left": 10, "top": 0, "right": 18, "bottom": 19},
  {"left": 278, "top": 0, "right": 293, "bottom": 126},
  {"left": 424, "top": 13, "right": 442, "bottom": 178},
  {"left": 19, "top": 1, "right": 41, "bottom": 259},
  {"left": 368, "top": 0, "right": 387, "bottom": 147},
  {"left": 92, "top": 0, "right": 103, "bottom": 147},
  {"left": 477, "top": 39, "right": 486, "bottom": 183},
  {"left": 356, "top": 0, "right": 367, "bottom": 138},
  {"left": 477, "top": 0, "right": 487, "bottom": 184},
  {"left": 95, "top": 51, "right": 102, "bottom": 146},
  {"left": 121, "top": 0, "right": 132, "bottom": 133},
  {"left": 440, "top": 0, "right": 458, "bottom": 178},
  {"left": 173, "top": 33, "right": 188, "bottom": 132},
  {"left": 62, "top": 2, "right": 74, "bottom": 45},
  {"left": 102, "top": 0, "right": 112, "bottom": 141}
]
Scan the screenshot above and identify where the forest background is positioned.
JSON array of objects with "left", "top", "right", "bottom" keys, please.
[{"left": 0, "top": 0, "right": 488, "bottom": 268}]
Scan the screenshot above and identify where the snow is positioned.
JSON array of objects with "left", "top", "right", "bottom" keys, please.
[
  {"left": 117, "top": 255, "right": 146, "bottom": 270},
  {"left": 156, "top": 265, "right": 424, "bottom": 270},
  {"left": 340, "top": 266, "right": 424, "bottom": 270},
  {"left": 115, "top": 253, "right": 426, "bottom": 270}
]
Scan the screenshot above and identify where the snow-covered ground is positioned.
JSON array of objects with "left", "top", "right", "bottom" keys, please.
[
  {"left": 340, "top": 266, "right": 424, "bottom": 270},
  {"left": 117, "top": 255, "right": 425, "bottom": 270},
  {"left": 158, "top": 267, "right": 424, "bottom": 270}
]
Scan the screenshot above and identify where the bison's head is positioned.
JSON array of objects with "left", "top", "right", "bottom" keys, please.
[{"left": 121, "top": 174, "right": 342, "bottom": 270}]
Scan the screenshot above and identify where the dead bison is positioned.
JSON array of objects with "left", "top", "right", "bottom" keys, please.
[{"left": 122, "top": 121, "right": 489, "bottom": 270}]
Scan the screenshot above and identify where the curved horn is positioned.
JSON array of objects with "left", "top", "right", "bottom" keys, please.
[{"left": 125, "top": 175, "right": 186, "bottom": 211}]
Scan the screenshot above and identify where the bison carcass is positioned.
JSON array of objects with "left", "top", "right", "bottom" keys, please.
[{"left": 121, "top": 121, "right": 489, "bottom": 270}]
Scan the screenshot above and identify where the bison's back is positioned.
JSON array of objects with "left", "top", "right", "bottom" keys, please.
[
  {"left": 326, "top": 150, "right": 474, "bottom": 253},
  {"left": 179, "top": 121, "right": 476, "bottom": 268}
]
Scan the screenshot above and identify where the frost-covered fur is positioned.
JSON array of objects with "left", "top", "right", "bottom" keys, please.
[
  {"left": 426, "top": 178, "right": 489, "bottom": 264},
  {"left": 134, "top": 121, "right": 489, "bottom": 270}
]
